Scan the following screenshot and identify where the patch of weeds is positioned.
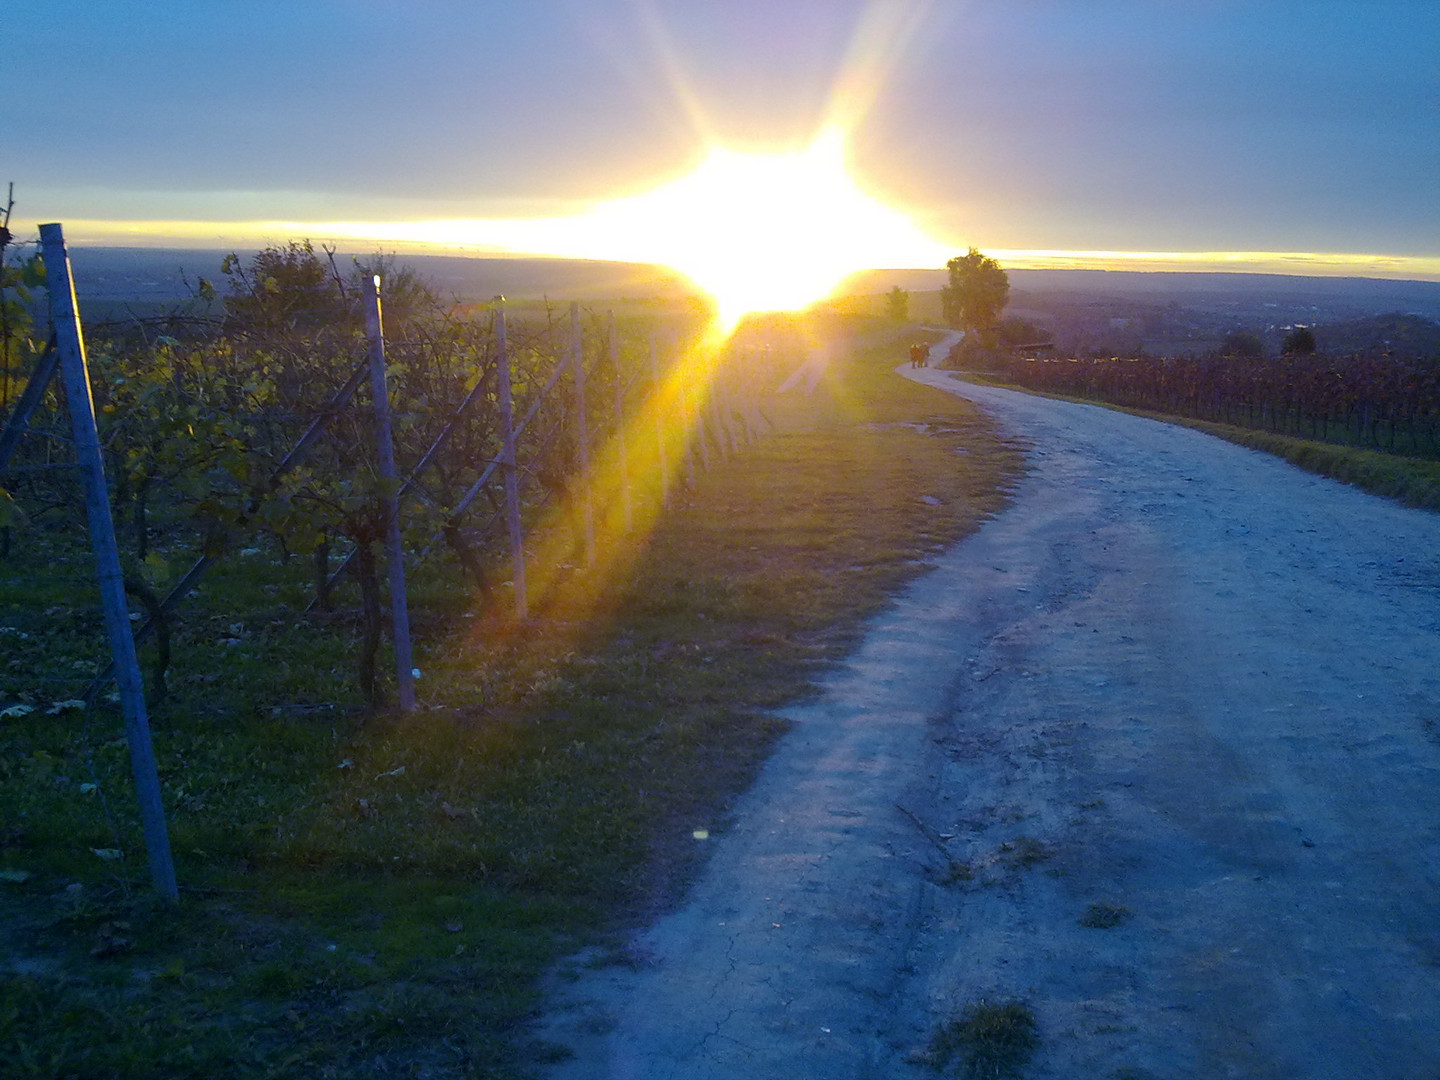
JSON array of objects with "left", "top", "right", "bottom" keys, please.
[
  {"left": 1079, "top": 902, "right": 1130, "bottom": 929},
  {"left": 928, "top": 999, "right": 1038, "bottom": 1078},
  {"left": 998, "top": 836, "right": 1050, "bottom": 870},
  {"left": 939, "top": 860, "right": 975, "bottom": 885}
]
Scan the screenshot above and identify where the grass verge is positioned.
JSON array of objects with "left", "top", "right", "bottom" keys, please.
[
  {"left": 1166, "top": 418, "right": 1440, "bottom": 511},
  {"left": 1, "top": 331, "right": 1021, "bottom": 1078}
]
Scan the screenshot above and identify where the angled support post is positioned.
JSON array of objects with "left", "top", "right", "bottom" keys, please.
[
  {"left": 0, "top": 341, "right": 60, "bottom": 473},
  {"left": 84, "top": 357, "right": 370, "bottom": 700}
]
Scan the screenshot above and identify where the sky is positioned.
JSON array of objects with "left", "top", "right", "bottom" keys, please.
[{"left": 8, "top": 0, "right": 1439, "bottom": 281}]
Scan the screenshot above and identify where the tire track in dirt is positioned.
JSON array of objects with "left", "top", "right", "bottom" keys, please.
[{"left": 541, "top": 366, "right": 1440, "bottom": 1079}]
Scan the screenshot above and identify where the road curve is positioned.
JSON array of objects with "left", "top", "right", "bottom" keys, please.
[{"left": 542, "top": 367, "right": 1440, "bottom": 1079}]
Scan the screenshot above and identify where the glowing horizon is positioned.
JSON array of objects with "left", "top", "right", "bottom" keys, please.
[
  {"left": 23, "top": 217, "right": 1440, "bottom": 286},
  {"left": 177, "top": 127, "right": 950, "bottom": 326},
  {"left": 986, "top": 249, "right": 1440, "bottom": 280}
]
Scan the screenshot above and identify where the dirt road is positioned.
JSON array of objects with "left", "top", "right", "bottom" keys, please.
[{"left": 543, "top": 366, "right": 1440, "bottom": 1078}]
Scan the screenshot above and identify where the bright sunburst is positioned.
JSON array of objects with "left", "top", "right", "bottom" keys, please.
[{"left": 571, "top": 128, "right": 949, "bottom": 326}]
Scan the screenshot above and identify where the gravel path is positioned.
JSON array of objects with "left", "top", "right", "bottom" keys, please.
[{"left": 542, "top": 366, "right": 1440, "bottom": 1079}]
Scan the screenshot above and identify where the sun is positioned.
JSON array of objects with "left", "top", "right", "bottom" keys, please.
[
  {"left": 304, "top": 128, "right": 949, "bottom": 327},
  {"left": 571, "top": 128, "right": 948, "bottom": 326}
]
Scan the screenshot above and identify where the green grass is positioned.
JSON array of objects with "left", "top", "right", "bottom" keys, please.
[
  {"left": 997, "top": 837, "right": 1051, "bottom": 871},
  {"left": 0, "top": 330, "right": 1021, "bottom": 1078}
]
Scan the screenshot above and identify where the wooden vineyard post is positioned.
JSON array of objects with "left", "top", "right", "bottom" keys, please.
[
  {"left": 609, "top": 313, "right": 633, "bottom": 534},
  {"left": 650, "top": 335, "right": 668, "bottom": 506},
  {"left": 683, "top": 375, "right": 700, "bottom": 489},
  {"left": 364, "top": 277, "right": 415, "bottom": 711},
  {"left": 748, "top": 351, "right": 769, "bottom": 437},
  {"left": 723, "top": 355, "right": 742, "bottom": 448},
  {"left": 571, "top": 302, "right": 595, "bottom": 566},
  {"left": 494, "top": 298, "right": 528, "bottom": 617},
  {"left": 702, "top": 400, "right": 717, "bottom": 471},
  {"left": 39, "top": 223, "right": 178, "bottom": 902},
  {"left": 733, "top": 354, "right": 754, "bottom": 444},
  {"left": 718, "top": 357, "right": 739, "bottom": 454},
  {"left": 741, "top": 348, "right": 768, "bottom": 438}
]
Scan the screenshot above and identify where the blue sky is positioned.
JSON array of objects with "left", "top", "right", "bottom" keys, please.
[{"left": 9, "top": 0, "right": 1438, "bottom": 275}]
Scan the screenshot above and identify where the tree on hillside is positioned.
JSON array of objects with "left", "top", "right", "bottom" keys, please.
[
  {"left": 222, "top": 240, "right": 352, "bottom": 339},
  {"left": 941, "top": 248, "right": 1009, "bottom": 341},
  {"left": 349, "top": 251, "right": 440, "bottom": 330},
  {"left": 995, "top": 315, "right": 1048, "bottom": 347},
  {"left": 884, "top": 285, "right": 909, "bottom": 324},
  {"left": 222, "top": 241, "right": 439, "bottom": 342},
  {"left": 1220, "top": 330, "right": 1265, "bottom": 359},
  {"left": 1282, "top": 326, "right": 1318, "bottom": 355}
]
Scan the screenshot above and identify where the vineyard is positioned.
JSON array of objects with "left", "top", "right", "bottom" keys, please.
[
  {"left": 0, "top": 231, "right": 792, "bottom": 897},
  {"left": 2, "top": 236, "right": 776, "bottom": 704},
  {"left": 974, "top": 346, "right": 1440, "bottom": 459}
]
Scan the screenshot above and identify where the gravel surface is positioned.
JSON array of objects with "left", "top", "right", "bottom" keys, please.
[{"left": 542, "top": 363, "right": 1440, "bottom": 1079}]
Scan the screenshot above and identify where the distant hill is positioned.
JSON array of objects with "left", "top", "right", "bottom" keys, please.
[
  {"left": 850, "top": 267, "right": 1440, "bottom": 359},
  {"left": 1315, "top": 313, "right": 1440, "bottom": 360},
  {"left": 850, "top": 268, "right": 1440, "bottom": 321},
  {"left": 53, "top": 248, "right": 1440, "bottom": 332},
  {"left": 62, "top": 247, "right": 694, "bottom": 304}
]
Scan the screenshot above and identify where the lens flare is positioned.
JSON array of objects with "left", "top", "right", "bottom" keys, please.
[{"left": 511, "top": 311, "right": 743, "bottom": 626}]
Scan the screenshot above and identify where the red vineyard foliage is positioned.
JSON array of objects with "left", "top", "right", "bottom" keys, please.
[{"left": 982, "top": 350, "right": 1440, "bottom": 458}]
